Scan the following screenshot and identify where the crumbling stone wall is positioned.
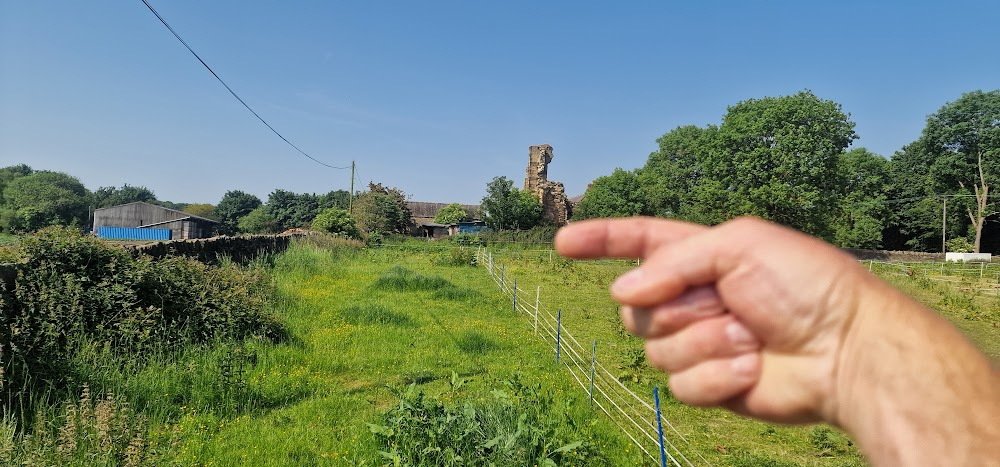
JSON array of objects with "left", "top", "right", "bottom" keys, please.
[{"left": 524, "top": 144, "right": 572, "bottom": 226}]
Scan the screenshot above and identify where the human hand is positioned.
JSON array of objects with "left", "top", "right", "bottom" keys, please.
[{"left": 555, "top": 216, "right": 883, "bottom": 425}]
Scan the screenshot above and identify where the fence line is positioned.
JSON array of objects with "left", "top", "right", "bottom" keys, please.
[{"left": 478, "top": 248, "right": 710, "bottom": 466}]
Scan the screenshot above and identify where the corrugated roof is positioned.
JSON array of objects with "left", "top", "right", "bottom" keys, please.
[{"left": 94, "top": 201, "right": 219, "bottom": 223}]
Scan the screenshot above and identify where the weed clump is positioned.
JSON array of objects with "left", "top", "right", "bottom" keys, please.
[
  {"left": 372, "top": 266, "right": 481, "bottom": 301},
  {"left": 370, "top": 377, "right": 606, "bottom": 466},
  {"left": 455, "top": 331, "right": 497, "bottom": 354},
  {"left": 340, "top": 304, "right": 415, "bottom": 327}
]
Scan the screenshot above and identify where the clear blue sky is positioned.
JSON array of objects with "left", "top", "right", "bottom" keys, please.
[{"left": 2, "top": 1, "right": 998, "bottom": 205}]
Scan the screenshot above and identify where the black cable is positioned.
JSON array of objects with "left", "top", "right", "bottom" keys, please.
[{"left": 139, "top": 0, "right": 349, "bottom": 170}]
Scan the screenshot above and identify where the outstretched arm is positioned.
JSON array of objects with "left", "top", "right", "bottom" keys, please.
[{"left": 555, "top": 216, "right": 1000, "bottom": 466}]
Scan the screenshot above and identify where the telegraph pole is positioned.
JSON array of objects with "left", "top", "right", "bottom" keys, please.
[{"left": 349, "top": 160, "right": 355, "bottom": 214}]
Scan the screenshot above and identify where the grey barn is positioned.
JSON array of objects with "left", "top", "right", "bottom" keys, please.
[{"left": 93, "top": 202, "right": 217, "bottom": 240}]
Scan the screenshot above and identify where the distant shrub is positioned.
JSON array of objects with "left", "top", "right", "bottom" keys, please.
[
  {"left": 311, "top": 208, "right": 361, "bottom": 239},
  {"left": 946, "top": 237, "right": 974, "bottom": 253},
  {"left": 433, "top": 247, "right": 477, "bottom": 267}
]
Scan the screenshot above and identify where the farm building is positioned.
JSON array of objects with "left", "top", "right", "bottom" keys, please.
[
  {"left": 93, "top": 201, "right": 217, "bottom": 240},
  {"left": 406, "top": 201, "right": 480, "bottom": 235}
]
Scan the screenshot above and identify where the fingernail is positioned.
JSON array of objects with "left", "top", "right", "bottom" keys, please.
[
  {"left": 611, "top": 269, "right": 643, "bottom": 295},
  {"left": 685, "top": 287, "right": 722, "bottom": 314},
  {"left": 726, "top": 321, "right": 757, "bottom": 347},
  {"left": 730, "top": 353, "right": 759, "bottom": 377}
]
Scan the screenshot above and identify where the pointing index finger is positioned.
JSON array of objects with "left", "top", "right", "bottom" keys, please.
[{"left": 555, "top": 217, "right": 707, "bottom": 259}]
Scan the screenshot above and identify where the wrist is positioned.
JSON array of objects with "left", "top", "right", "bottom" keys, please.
[{"left": 833, "top": 278, "right": 1000, "bottom": 465}]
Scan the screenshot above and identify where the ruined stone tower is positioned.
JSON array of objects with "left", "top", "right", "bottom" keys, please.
[{"left": 524, "top": 144, "right": 572, "bottom": 226}]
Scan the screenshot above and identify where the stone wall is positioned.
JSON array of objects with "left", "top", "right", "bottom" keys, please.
[
  {"left": 843, "top": 248, "right": 946, "bottom": 262},
  {"left": 125, "top": 234, "right": 297, "bottom": 264}
]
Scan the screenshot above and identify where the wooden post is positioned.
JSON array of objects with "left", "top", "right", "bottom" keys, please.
[{"left": 500, "top": 264, "right": 505, "bottom": 292}]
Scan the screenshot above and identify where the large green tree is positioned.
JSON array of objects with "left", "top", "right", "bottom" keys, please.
[
  {"left": 923, "top": 90, "right": 1000, "bottom": 252},
  {"left": 216, "top": 190, "right": 262, "bottom": 234},
  {"left": 90, "top": 184, "right": 157, "bottom": 209},
  {"left": 716, "top": 90, "right": 857, "bottom": 236},
  {"left": 2, "top": 171, "right": 90, "bottom": 231},
  {"left": 831, "top": 148, "right": 890, "bottom": 249},
  {"left": 434, "top": 203, "right": 472, "bottom": 224},
  {"left": 481, "top": 176, "right": 542, "bottom": 230},
  {"left": 573, "top": 168, "right": 646, "bottom": 220},
  {"left": 267, "top": 190, "right": 320, "bottom": 231},
  {"left": 311, "top": 207, "right": 361, "bottom": 239}
]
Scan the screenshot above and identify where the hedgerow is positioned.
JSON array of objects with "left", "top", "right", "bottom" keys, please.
[{"left": 0, "top": 227, "right": 282, "bottom": 425}]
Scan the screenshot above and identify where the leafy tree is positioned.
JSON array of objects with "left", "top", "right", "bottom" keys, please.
[
  {"left": 311, "top": 207, "right": 361, "bottom": 238},
  {"left": 638, "top": 125, "right": 719, "bottom": 219},
  {"left": 319, "top": 190, "right": 351, "bottom": 211},
  {"left": 237, "top": 206, "right": 279, "bottom": 234},
  {"left": 216, "top": 190, "right": 262, "bottom": 234},
  {"left": 267, "top": 190, "right": 320, "bottom": 231},
  {"left": 183, "top": 203, "right": 218, "bottom": 220},
  {"left": 481, "top": 176, "right": 542, "bottom": 230},
  {"left": 715, "top": 90, "right": 857, "bottom": 237},
  {"left": 434, "top": 203, "right": 471, "bottom": 224},
  {"left": 0, "top": 164, "right": 33, "bottom": 205},
  {"left": 573, "top": 168, "right": 645, "bottom": 220},
  {"left": 923, "top": 90, "right": 1000, "bottom": 252},
  {"left": 831, "top": 148, "right": 890, "bottom": 249},
  {"left": 2, "top": 171, "right": 89, "bottom": 231},
  {"left": 353, "top": 191, "right": 408, "bottom": 235},
  {"left": 90, "top": 184, "right": 157, "bottom": 209}
]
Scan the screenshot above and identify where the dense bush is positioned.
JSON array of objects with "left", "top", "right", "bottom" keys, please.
[
  {"left": 0, "top": 227, "right": 282, "bottom": 418},
  {"left": 310, "top": 208, "right": 361, "bottom": 239},
  {"left": 370, "top": 377, "right": 605, "bottom": 466}
]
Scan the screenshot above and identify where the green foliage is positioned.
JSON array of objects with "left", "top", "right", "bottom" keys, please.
[
  {"left": 352, "top": 183, "right": 412, "bottom": 236},
  {"left": 370, "top": 378, "right": 605, "bottom": 466},
  {"left": 0, "top": 227, "right": 282, "bottom": 421},
  {"left": 372, "top": 266, "right": 481, "bottom": 300},
  {"left": 572, "top": 168, "right": 646, "bottom": 220},
  {"left": 90, "top": 184, "right": 157, "bottom": 209},
  {"left": 2, "top": 171, "right": 90, "bottom": 232},
  {"left": 182, "top": 203, "right": 218, "bottom": 221},
  {"left": 215, "top": 190, "right": 262, "bottom": 235},
  {"left": 318, "top": 190, "right": 351, "bottom": 211},
  {"left": 832, "top": 148, "right": 890, "bottom": 249},
  {"left": 635, "top": 91, "right": 857, "bottom": 238},
  {"left": 340, "top": 304, "right": 415, "bottom": 327},
  {"left": 266, "top": 189, "right": 320, "bottom": 231},
  {"left": 434, "top": 203, "right": 472, "bottom": 224},
  {"left": 481, "top": 176, "right": 542, "bottom": 230},
  {"left": 0, "top": 385, "right": 149, "bottom": 466},
  {"left": 946, "top": 237, "right": 974, "bottom": 252},
  {"left": 809, "top": 426, "right": 853, "bottom": 456},
  {"left": 237, "top": 206, "right": 280, "bottom": 234},
  {"left": 310, "top": 208, "right": 360, "bottom": 239},
  {"left": 433, "top": 247, "right": 477, "bottom": 267}
]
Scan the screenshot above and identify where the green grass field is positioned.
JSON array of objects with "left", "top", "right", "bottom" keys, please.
[{"left": 6, "top": 238, "right": 997, "bottom": 466}]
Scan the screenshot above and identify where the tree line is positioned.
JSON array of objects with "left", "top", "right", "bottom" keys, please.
[
  {"left": 0, "top": 166, "right": 435, "bottom": 240},
  {"left": 573, "top": 90, "right": 999, "bottom": 253}
]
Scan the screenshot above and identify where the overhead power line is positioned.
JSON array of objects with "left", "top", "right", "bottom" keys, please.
[{"left": 139, "top": 0, "right": 349, "bottom": 170}]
